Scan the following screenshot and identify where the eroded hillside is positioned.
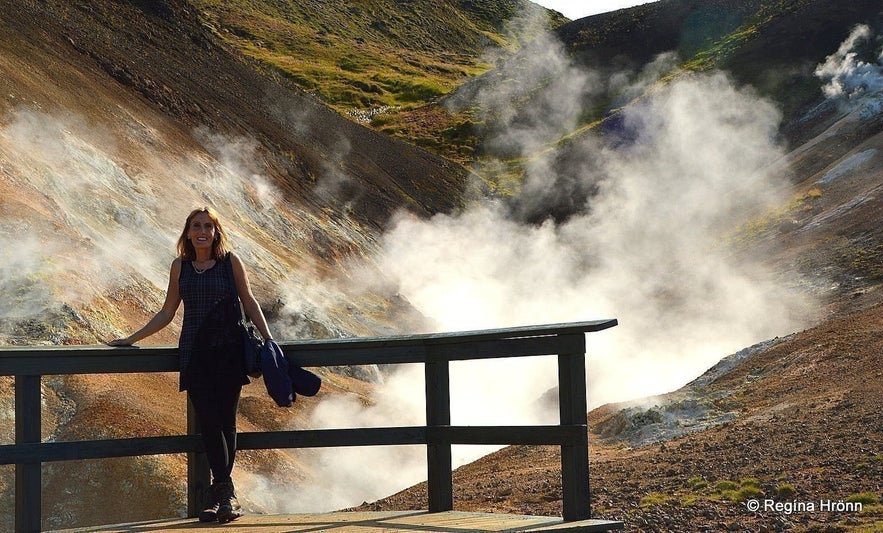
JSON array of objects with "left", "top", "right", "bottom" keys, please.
[
  {"left": 0, "top": 0, "right": 471, "bottom": 345},
  {"left": 1, "top": 0, "right": 882, "bottom": 530},
  {"left": 362, "top": 299, "right": 883, "bottom": 531},
  {"left": 0, "top": 0, "right": 476, "bottom": 527},
  {"left": 353, "top": 1, "right": 883, "bottom": 531}
]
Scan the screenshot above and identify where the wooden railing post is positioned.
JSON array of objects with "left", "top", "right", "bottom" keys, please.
[
  {"left": 425, "top": 357, "right": 452, "bottom": 512},
  {"left": 186, "top": 397, "right": 211, "bottom": 518},
  {"left": 558, "top": 334, "right": 591, "bottom": 521},
  {"left": 15, "top": 375, "right": 42, "bottom": 533}
]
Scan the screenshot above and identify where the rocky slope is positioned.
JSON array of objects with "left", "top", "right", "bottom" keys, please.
[
  {"left": 362, "top": 300, "right": 883, "bottom": 531},
  {"left": 360, "top": 84, "right": 883, "bottom": 533},
  {"left": 0, "top": 0, "right": 478, "bottom": 527},
  {"left": 351, "top": 2, "right": 883, "bottom": 530},
  {"left": 0, "top": 0, "right": 882, "bottom": 531}
]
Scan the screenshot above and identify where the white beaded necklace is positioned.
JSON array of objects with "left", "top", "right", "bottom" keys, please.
[{"left": 193, "top": 259, "right": 215, "bottom": 274}]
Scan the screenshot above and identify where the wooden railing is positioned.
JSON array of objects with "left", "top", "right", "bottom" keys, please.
[{"left": 0, "top": 320, "right": 617, "bottom": 533}]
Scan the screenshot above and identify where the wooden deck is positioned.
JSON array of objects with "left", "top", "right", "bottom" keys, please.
[{"left": 53, "top": 511, "right": 624, "bottom": 532}]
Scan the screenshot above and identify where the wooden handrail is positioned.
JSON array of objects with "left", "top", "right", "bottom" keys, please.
[{"left": 0, "top": 319, "right": 617, "bottom": 533}]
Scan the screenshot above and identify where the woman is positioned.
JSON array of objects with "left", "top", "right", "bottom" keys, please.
[{"left": 109, "top": 207, "right": 273, "bottom": 524}]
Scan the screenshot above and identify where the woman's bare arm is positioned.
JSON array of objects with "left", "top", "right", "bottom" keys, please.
[
  {"left": 229, "top": 252, "right": 273, "bottom": 341},
  {"left": 108, "top": 259, "right": 183, "bottom": 346}
]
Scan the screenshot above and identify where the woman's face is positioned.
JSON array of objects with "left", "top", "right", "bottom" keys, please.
[{"left": 188, "top": 212, "right": 217, "bottom": 253}]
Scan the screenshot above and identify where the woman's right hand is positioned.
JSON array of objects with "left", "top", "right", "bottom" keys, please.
[{"left": 107, "top": 338, "right": 134, "bottom": 347}]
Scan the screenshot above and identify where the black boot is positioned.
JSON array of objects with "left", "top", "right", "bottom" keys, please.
[
  {"left": 198, "top": 483, "right": 220, "bottom": 522},
  {"left": 215, "top": 481, "right": 242, "bottom": 523}
]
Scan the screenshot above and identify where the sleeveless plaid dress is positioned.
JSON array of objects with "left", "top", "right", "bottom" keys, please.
[{"left": 178, "top": 257, "right": 248, "bottom": 391}]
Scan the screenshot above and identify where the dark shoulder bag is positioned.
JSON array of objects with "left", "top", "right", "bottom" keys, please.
[{"left": 225, "top": 253, "right": 263, "bottom": 378}]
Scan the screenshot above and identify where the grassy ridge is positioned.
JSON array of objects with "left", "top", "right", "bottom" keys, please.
[
  {"left": 192, "top": 0, "right": 881, "bottom": 181},
  {"left": 192, "top": 0, "right": 567, "bottom": 111}
]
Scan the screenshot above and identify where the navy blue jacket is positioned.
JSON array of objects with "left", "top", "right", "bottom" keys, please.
[{"left": 260, "top": 340, "right": 322, "bottom": 407}]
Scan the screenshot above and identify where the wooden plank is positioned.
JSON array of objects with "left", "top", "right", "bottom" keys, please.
[
  {"left": 287, "top": 334, "right": 587, "bottom": 366},
  {"left": 425, "top": 359, "right": 453, "bottom": 512},
  {"left": 559, "top": 352, "right": 590, "bottom": 521},
  {"left": 0, "top": 435, "right": 200, "bottom": 464},
  {"left": 238, "top": 426, "right": 428, "bottom": 449},
  {"left": 288, "top": 344, "right": 429, "bottom": 366},
  {"left": 15, "top": 375, "right": 41, "bottom": 533},
  {"left": 428, "top": 425, "right": 587, "bottom": 446},
  {"left": 283, "top": 319, "right": 618, "bottom": 350},
  {"left": 0, "top": 424, "right": 587, "bottom": 465},
  {"left": 386, "top": 511, "right": 557, "bottom": 529},
  {"left": 425, "top": 334, "right": 587, "bottom": 362},
  {"left": 0, "top": 321, "right": 617, "bottom": 375},
  {"left": 47, "top": 511, "right": 624, "bottom": 532},
  {"left": 0, "top": 345, "right": 178, "bottom": 375}
]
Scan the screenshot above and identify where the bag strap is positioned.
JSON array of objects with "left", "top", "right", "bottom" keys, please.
[{"left": 225, "top": 252, "right": 248, "bottom": 323}]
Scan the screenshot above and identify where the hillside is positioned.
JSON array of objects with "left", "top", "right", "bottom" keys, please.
[
  {"left": 187, "top": 0, "right": 568, "bottom": 162},
  {"left": 360, "top": 301, "right": 883, "bottom": 531},
  {"left": 351, "top": 0, "right": 883, "bottom": 531},
  {"left": 190, "top": 0, "right": 567, "bottom": 111},
  {"left": 0, "top": 0, "right": 484, "bottom": 527},
  {"left": 0, "top": 0, "right": 475, "bottom": 228},
  {"left": 0, "top": 0, "right": 568, "bottom": 528},
  {"left": 442, "top": 0, "right": 883, "bottom": 205},
  {"left": 0, "top": 0, "right": 476, "bottom": 344},
  {"left": 1, "top": 0, "right": 882, "bottom": 531},
  {"left": 554, "top": 0, "right": 883, "bottom": 144}
]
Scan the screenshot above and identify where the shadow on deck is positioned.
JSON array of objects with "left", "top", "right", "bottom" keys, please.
[{"left": 53, "top": 510, "right": 624, "bottom": 532}]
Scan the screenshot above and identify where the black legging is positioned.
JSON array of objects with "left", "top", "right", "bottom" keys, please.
[{"left": 188, "top": 383, "right": 242, "bottom": 484}]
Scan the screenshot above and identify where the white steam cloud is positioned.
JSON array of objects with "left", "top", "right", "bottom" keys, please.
[
  {"left": 816, "top": 24, "right": 883, "bottom": 99},
  {"left": 815, "top": 24, "right": 883, "bottom": 119},
  {"left": 260, "top": 370, "right": 430, "bottom": 512},
  {"left": 0, "top": 109, "right": 176, "bottom": 316},
  {"left": 269, "top": 29, "right": 820, "bottom": 514},
  {"left": 0, "top": 107, "right": 304, "bottom": 344},
  {"left": 195, "top": 128, "right": 282, "bottom": 210},
  {"left": 374, "top": 71, "right": 810, "bottom": 406}
]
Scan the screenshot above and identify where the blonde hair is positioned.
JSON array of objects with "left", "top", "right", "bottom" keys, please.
[{"left": 176, "top": 207, "right": 230, "bottom": 261}]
